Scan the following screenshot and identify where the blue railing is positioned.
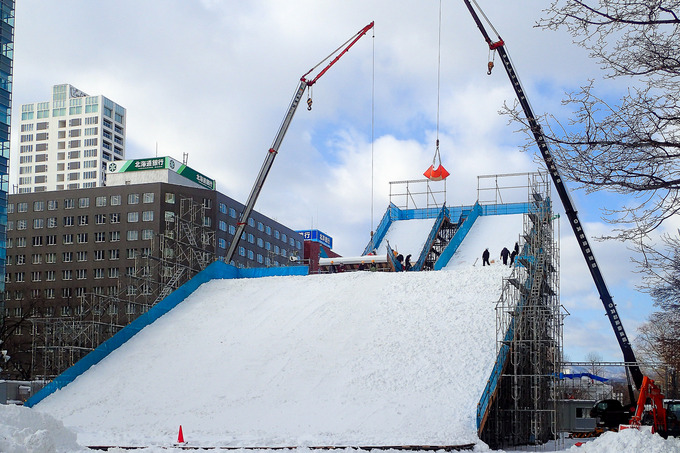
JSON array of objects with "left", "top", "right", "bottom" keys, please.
[
  {"left": 433, "top": 202, "right": 483, "bottom": 270},
  {"left": 412, "top": 205, "right": 450, "bottom": 271},
  {"left": 363, "top": 203, "right": 398, "bottom": 255}
]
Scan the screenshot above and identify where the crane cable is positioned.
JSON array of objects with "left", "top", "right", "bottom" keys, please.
[
  {"left": 304, "top": 25, "right": 372, "bottom": 111},
  {"left": 371, "top": 24, "right": 376, "bottom": 237},
  {"left": 433, "top": 0, "right": 443, "bottom": 169},
  {"left": 469, "top": 0, "right": 502, "bottom": 75}
]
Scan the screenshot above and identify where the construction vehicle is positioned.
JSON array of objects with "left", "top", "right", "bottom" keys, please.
[
  {"left": 459, "top": 0, "right": 680, "bottom": 438},
  {"left": 225, "top": 21, "right": 374, "bottom": 264},
  {"left": 461, "top": 0, "right": 644, "bottom": 393}
]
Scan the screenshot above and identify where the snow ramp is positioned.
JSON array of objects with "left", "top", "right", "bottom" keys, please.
[{"left": 32, "top": 262, "right": 513, "bottom": 448}]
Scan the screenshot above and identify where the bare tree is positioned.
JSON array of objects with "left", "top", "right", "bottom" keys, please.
[
  {"left": 635, "top": 310, "right": 680, "bottom": 396},
  {"left": 586, "top": 351, "right": 604, "bottom": 377},
  {"left": 505, "top": 1, "right": 680, "bottom": 242}
]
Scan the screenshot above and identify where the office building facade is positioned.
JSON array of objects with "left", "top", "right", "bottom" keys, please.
[
  {"left": 0, "top": 1, "right": 14, "bottom": 323},
  {"left": 18, "top": 84, "right": 126, "bottom": 193},
  {"left": 3, "top": 159, "right": 304, "bottom": 379}
]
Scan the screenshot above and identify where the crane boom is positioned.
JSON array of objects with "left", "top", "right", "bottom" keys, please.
[
  {"left": 461, "top": 0, "right": 644, "bottom": 391},
  {"left": 225, "top": 21, "right": 374, "bottom": 264}
]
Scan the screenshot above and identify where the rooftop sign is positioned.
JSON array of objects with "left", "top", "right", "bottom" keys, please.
[{"left": 106, "top": 157, "right": 216, "bottom": 190}]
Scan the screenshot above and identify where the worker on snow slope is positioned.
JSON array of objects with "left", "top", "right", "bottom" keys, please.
[{"left": 482, "top": 248, "right": 490, "bottom": 266}]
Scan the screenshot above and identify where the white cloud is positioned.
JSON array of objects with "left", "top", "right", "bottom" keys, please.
[{"left": 11, "top": 0, "right": 656, "bottom": 363}]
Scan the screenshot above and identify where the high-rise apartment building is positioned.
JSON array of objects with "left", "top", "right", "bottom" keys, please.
[
  {"left": 18, "top": 84, "right": 126, "bottom": 193},
  {"left": 0, "top": 1, "right": 15, "bottom": 318}
]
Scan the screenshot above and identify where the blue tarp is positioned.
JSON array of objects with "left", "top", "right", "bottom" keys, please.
[{"left": 558, "top": 372, "right": 609, "bottom": 382}]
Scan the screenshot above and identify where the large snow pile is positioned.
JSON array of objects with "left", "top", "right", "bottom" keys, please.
[
  {"left": 35, "top": 266, "right": 509, "bottom": 448},
  {"left": 0, "top": 404, "right": 86, "bottom": 452}
]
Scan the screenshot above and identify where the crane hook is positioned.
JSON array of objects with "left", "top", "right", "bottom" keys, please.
[
  {"left": 487, "top": 61, "right": 494, "bottom": 75},
  {"left": 307, "top": 96, "right": 313, "bottom": 111}
]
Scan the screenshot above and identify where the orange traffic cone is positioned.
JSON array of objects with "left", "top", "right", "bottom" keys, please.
[{"left": 177, "top": 425, "right": 185, "bottom": 443}]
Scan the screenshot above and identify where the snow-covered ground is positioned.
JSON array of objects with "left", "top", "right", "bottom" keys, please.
[{"left": 4, "top": 213, "right": 679, "bottom": 452}]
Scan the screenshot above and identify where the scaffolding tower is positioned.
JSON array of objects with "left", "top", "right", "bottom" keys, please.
[
  {"left": 481, "top": 172, "right": 565, "bottom": 449},
  {"left": 29, "top": 196, "right": 215, "bottom": 379}
]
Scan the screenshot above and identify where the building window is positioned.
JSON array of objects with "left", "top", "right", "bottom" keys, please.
[
  {"left": 76, "top": 269, "right": 87, "bottom": 279},
  {"left": 110, "top": 213, "right": 121, "bottom": 223},
  {"left": 218, "top": 238, "right": 226, "bottom": 249},
  {"left": 45, "top": 270, "right": 55, "bottom": 281},
  {"left": 47, "top": 217, "right": 57, "bottom": 228},
  {"left": 95, "top": 232, "right": 106, "bottom": 242},
  {"left": 165, "top": 193, "right": 175, "bottom": 204},
  {"left": 33, "top": 219, "right": 44, "bottom": 229},
  {"left": 63, "top": 216, "right": 74, "bottom": 227},
  {"left": 17, "top": 202, "right": 28, "bottom": 212},
  {"left": 62, "top": 269, "right": 72, "bottom": 280},
  {"left": 127, "top": 212, "right": 139, "bottom": 223},
  {"left": 45, "top": 253, "right": 56, "bottom": 263},
  {"left": 78, "top": 215, "right": 88, "bottom": 226},
  {"left": 32, "top": 236, "right": 43, "bottom": 246},
  {"left": 108, "top": 267, "right": 119, "bottom": 278},
  {"left": 77, "top": 251, "right": 87, "bottom": 261},
  {"left": 94, "top": 250, "right": 105, "bottom": 261},
  {"left": 94, "top": 268, "right": 105, "bottom": 279},
  {"left": 110, "top": 231, "right": 120, "bottom": 242},
  {"left": 79, "top": 197, "right": 90, "bottom": 208},
  {"left": 142, "top": 229, "right": 154, "bottom": 240},
  {"left": 32, "top": 254, "right": 42, "bottom": 264},
  {"left": 63, "top": 234, "right": 73, "bottom": 245},
  {"left": 62, "top": 251, "right": 73, "bottom": 262},
  {"left": 64, "top": 198, "right": 75, "bottom": 209},
  {"left": 143, "top": 192, "right": 154, "bottom": 203},
  {"left": 77, "top": 233, "right": 88, "bottom": 243},
  {"left": 127, "top": 230, "right": 139, "bottom": 241},
  {"left": 229, "top": 208, "right": 236, "bottom": 218},
  {"left": 111, "top": 195, "right": 121, "bottom": 206},
  {"left": 109, "top": 249, "right": 120, "bottom": 260},
  {"left": 142, "top": 211, "right": 153, "bottom": 222},
  {"left": 48, "top": 200, "right": 58, "bottom": 210}
]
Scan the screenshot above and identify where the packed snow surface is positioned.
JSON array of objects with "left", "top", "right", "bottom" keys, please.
[
  {"left": 375, "top": 218, "right": 436, "bottom": 257},
  {"left": 16, "top": 213, "right": 680, "bottom": 452}
]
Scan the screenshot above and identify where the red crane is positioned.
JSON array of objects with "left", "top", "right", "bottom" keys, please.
[{"left": 225, "top": 21, "right": 375, "bottom": 263}]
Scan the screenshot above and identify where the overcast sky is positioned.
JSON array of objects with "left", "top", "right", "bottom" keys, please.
[{"left": 10, "top": 0, "right": 669, "bottom": 365}]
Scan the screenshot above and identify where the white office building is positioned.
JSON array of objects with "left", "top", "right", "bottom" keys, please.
[{"left": 18, "top": 84, "right": 126, "bottom": 193}]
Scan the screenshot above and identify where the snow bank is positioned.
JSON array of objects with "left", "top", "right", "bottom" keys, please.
[
  {"left": 35, "top": 264, "right": 511, "bottom": 448},
  {"left": 567, "top": 429, "right": 680, "bottom": 452},
  {"left": 0, "top": 404, "right": 85, "bottom": 452}
]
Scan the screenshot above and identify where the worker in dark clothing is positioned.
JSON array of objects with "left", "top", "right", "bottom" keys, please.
[
  {"left": 510, "top": 249, "right": 518, "bottom": 266},
  {"left": 514, "top": 242, "right": 519, "bottom": 254},
  {"left": 405, "top": 254, "right": 412, "bottom": 271},
  {"left": 396, "top": 254, "right": 404, "bottom": 271},
  {"left": 500, "top": 247, "right": 510, "bottom": 265},
  {"left": 482, "top": 248, "right": 490, "bottom": 266}
]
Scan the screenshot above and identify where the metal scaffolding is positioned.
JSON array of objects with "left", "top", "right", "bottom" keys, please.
[
  {"left": 29, "top": 196, "right": 215, "bottom": 379},
  {"left": 481, "top": 172, "right": 565, "bottom": 449}
]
